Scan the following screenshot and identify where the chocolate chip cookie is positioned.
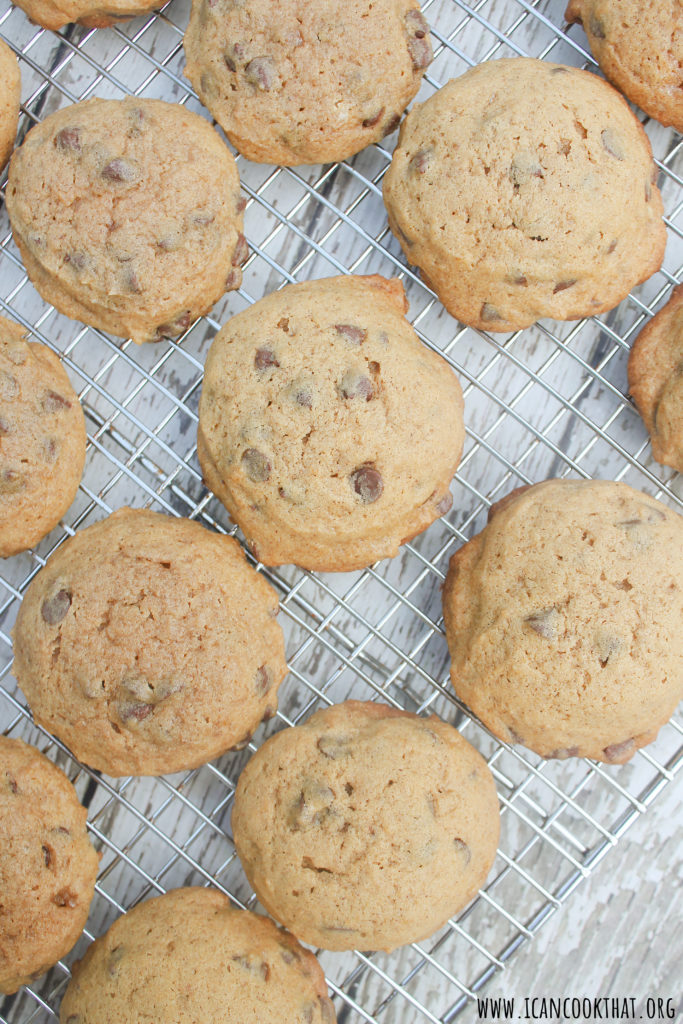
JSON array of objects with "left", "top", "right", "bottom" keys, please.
[
  {"left": 0, "top": 316, "right": 86, "bottom": 559},
  {"left": 60, "top": 887, "right": 335, "bottom": 1023},
  {"left": 628, "top": 283, "right": 683, "bottom": 473},
  {"left": 383, "top": 58, "right": 666, "bottom": 332},
  {"left": 0, "top": 736, "right": 99, "bottom": 994},
  {"left": 232, "top": 700, "right": 500, "bottom": 952},
  {"left": 12, "top": 508, "right": 287, "bottom": 776},
  {"left": 6, "top": 98, "right": 246, "bottom": 344},
  {"left": 184, "top": 0, "right": 432, "bottom": 165},
  {"left": 0, "top": 39, "right": 20, "bottom": 172},
  {"left": 198, "top": 274, "right": 464, "bottom": 571},
  {"left": 566, "top": 0, "right": 683, "bottom": 133},
  {"left": 442, "top": 479, "right": 683, "bottom": 763},
  {"left": 12, "top": 0, "right": 163, "bottom": 31}
]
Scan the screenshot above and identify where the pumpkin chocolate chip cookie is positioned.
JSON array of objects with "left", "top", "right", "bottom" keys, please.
[
  {"left": 628, "top": 283, "right": 683, "bottom": 473},
  {"left": 6, "top": 97, "right": 246, "bottom": 344},
  {"left": 565, "top": 0, "right": 683, "bottom": 133},
  {"left": 0, "top": 39, "right": 20, "bottom": 172},
  {"left": 0, "top": 736, "right": 99, "bottom": 994},
  {"left": 184, "top": 0, "right": 433, "bottom": 165},
  {"left": 442, "top": 479, "right": 683, "bottom": 763},
  {"left": 383, "top": 58, "right": 666, "bottom": 332},
  {"left": 232, "top": 700, "right": 500, "bottom": 952},
  {"left": 60, "top": 888, "right": 336, "bottom": 1023},
  {"left": 12, "top": 508, "right": 287, "bottom": 776},
  {"left": 0, "top": 316, "right": 86, "bottom": 559},
  {"left": 12, "top": 0, "right": 164, "bottom": 31},
  {"left": 198, "top": 274, "right": 464, "bottom": 572}
]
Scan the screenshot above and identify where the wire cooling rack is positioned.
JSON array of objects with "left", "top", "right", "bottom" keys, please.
[{"left": 1, "top": 0, "right": 682, "bottom": 1020}]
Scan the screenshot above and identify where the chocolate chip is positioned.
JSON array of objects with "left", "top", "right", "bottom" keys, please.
[
  {"left": 409, "top": 148, "right": 433, "bottom": 174},
  {"left": 601, "top": 129, "right": 624, "bottom": 161},
  {"left": 225, "top": 268, "right": 242, "bottom": 291},
  {"left": 453, "top": 837, "right": 471, "bottom": 865},
  {"left": 156, "top": 311, "right": 192, "bottom": 340},
  {"left": 0, "top": 416, "right": 10, "bottom": 435},
  {"left": 0, "top": 469, "right": 26, "bottom": 495},
  {"left": 254, "top": 664, "right": 272, "bottom": 697},
  {"left": 338, "top": 371, "right": 374, "bottom": 401},
  {"left": 41, "top": 589, "right": 72, "bottom": 625},
  {"left": 293, "top": 386, "right": 313, "bottom": 408},
  {"left": 54, "top": 127, "right": 81, "bottom": 152},
  {"left": 335, "top": 323, "right": 367, "bottom": 346},
  {"left": 0, "top": 370, "right": 18, "bottom": 399},
  {"left": 351, "top": 465, "right": 383, "bottom": 503},
  {"left": 5, "top": 771, "right": 18, "bottom": 794},
  {"left": 405, "top": 9, "right": 433, "bottom": 69},
  {"left": 506, "top": 272, "right": 528, "bottom": 287},
  {"left": 481, "top": 302, "right": 503, "bottom": 323},
  {"left": 65, "top": 251, "right": 87, "bottom": 271},
  {"left": 231, "top": 955, "right": 270, "bottom": 981},
  {"left": 317, "top": 735, "right": 351, "bottom": 759},
  {"left": 232, "top": 233, "right": 249, "bottom": 267},
  {"left": 383, "top": 113, "right": 402, "bottom": 137},
  {"left": 595, "top": 632, "right": 622, "bottom": 667},
  {"left": 107, "top": 945, "right": 125, "bottom": 976},
  {"left": 42, "top": 844, "right": 55, "bottom": 868},
  {"left": 245, "top": 57, "right": 275, "bottom": 90},
  {"left": 509, "top": 155, "right": 544, "bottom": 187},
  {"left": 102, "top": 158, "right": 139, "bottom": 183},
  {"left": 224, "top": 42, "right": 248, "bottom": 70},
  {"left": 262, "top": 705, "right": 277, "bottom": 722},
  {"left": 242, "top": 448, "right": 271, "bottom": 482},
  {"left": 524, "top": 607, "right": 559, "bottom": 640},
  {"left": 192, "top": 210, "right": 215, "bottom": 227},
  {"left": 362, "top": 107, "right": 385, "bottom": 128},
  {"left": 553, "top": 279, "right": 577, "bottom": 294},
  {"left": 255, "top": 347, "right": 279, "bottom": 370},
  {"left": 42, "top": 390, "right": 72, "bottom": 414},
  {"left": 288, "top": 779, "right": 335, "bottom": 830},
  {"left": 608, "top": 239, "right": 618, "bottom": 253},
  {"left": 119, "top": 701, "right": 154, "bottom": 723},
  {"left": 124, "top": 269, "right": 141, "bottom": 293},
  {"left": 603, "top": 738, "right": 636, "bottom": 762},
  {"left": 42, "top": 437, "right": 59, "bottom": 464},
  {"left": 128, "top": 107, "right": 145, "bottom": 136},
  {"left": 588, "top": 13, "right": 606, "bottom": 38},
  {"left": 53, "top": 888, "right": 78, "bottom": 908},
  {"left": 436, "top": 492, "right": 453, "bottom": 515},
  {"left": 548, "top": 746, "right": 579, "bottom": 759}
]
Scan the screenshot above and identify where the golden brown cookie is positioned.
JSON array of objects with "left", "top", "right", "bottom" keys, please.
[
  {"left": 566, "top": 0, "right": 683, "bottom": 133},
  {"left": 0, "top": 39, "right": 20, "bottom": 172},
  {"left": 60, "top": 887, "right": 336, "bottom": 1023},
  {"left": 383, "top": 58, "right": 666, "bottom": 332},
  {"left": 11, "top": 0, "right": 163, "bottom": 31},
  {"left": 184, "top": 0, "right": 432, "bottom": 166},
  {"left": 442, "top": 479, "right": 683, "bottom": 763},
  {"left": 198, "top": 275, "right": 464, "bottom": 571},
  {"left": 232, "top": 701, "right": 500, "bottom": 952},
  {"left": 628, "top": 283, "right": 683, "bottom": 473},
  {"left": 0, "top": 316, "right": 86, "bottom": 559},
  {"left": 6, "top": 98, "right": 246, "bottom": 344},
  {"left": 0, "top": 736, "right": 99, "bottom": 995},
  {"left": 12, "top": 508, "right": 287, "bottom": 776}
]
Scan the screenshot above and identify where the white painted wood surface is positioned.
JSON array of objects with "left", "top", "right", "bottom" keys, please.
[{"left": 0, "top": 0, "right": 681, "bottom": 1020}]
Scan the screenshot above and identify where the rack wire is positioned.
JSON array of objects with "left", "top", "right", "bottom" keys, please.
[{"left": 1, "top": 0, "right": 681, "bottom": 1020}]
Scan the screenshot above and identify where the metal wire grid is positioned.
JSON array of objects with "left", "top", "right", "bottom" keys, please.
[{"left": 0, "top": 0, "right": 681, "bottom": 1019}]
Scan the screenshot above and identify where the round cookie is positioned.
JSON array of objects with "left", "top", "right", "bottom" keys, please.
[
  {"left": 6, "top": 97, "right": 246, "bottom": 344},
  {"left": 566, "top": 0, "right": 683, "bottom": 133},
  {"left": 60, "top": 887, "right": 336, "bottom": 1023},
  {"left": 12, "top": 508, "right": 287, "bottom": 776},
  {"left": 11, "top": 0, "right": 164, "bottom": 31},
  {"left": 0, "top": 736, "right": 99, "bottom": 994},
  {"left": 628, "top": 283, "right": 683, "bottom": 473},
  {"left": 198, "top": 274, "right": 465, "bottom": 572},
  {"left": 383, "top": 58, "right": 666, "bottom": 332},
  {"left": 0, "top": 316, "right": 86, "bottom": 559},
  {"left": 184, "top": 0, "right": 432, "bottom": 166},
  {"left": 232, "top": 700, "right": 500, "bottom": 952},
  {"left": 442, "top": 479, "right": 683, "bottom": 763},
  {"left": 0, "top": 39, "right": 20, "bottom": 172}
]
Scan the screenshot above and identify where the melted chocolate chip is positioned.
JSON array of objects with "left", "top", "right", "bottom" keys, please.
[
  {"left": 5, "top": 771, "right": 18, "bottom": 794},
  {"left": 335, "top": 324, "right": 367, "bottom": 346},
  {"left": 119, "top": 701, "right": 154, "bottom": 723},
  {"left": 409, "top": 148, "right": 433, "bottom": 174},
  {"left": 524, "top": 607, "right": 559, "bottom": 640},
  {"left": 351, "top": 464, "right": 383, "bottom": 503},
  {"left": 0, "top": 469, "right": 25, "bottom": 495},
  {"left": 107, "top": 945, "right": 125, "bottom": 976},
  {"left": 553, "top": 279, "right": 577, "bottom": 294},
  {"left": 42, "top": 844, "right": 55, "bottom": 868},
  {"left": 405, "top": 9, "right": 433, "bottom": 69},
  {"left": 254, "top": 664, "right": 272, "bottom": 697},
  {"left": 242, "top": 448, "right": 271, "bottom": 482},
  {"left": 225, "top": 268, "right": 242, "bottom": 291},
  {"left": 338, "top": 371, "right": 374, "bottom": 401},
  {"left": 41, "top": 589, "right": 72, "bottom": 625},
  {"left": 255, "top": 347, "right": 279, "bottom": 370},
  {"left": 42, "top": 390, "right": 72, "bottom": 414},
  {"left": 245, "top": 57, "right": 275, "bottom": 90},
  {"left": 601, "top": 129, "right": 624, "bottom": 161},
  {"left": 603, "top": 738, "right": 636, "bottom": 762},
  {"left": 362, "top": 107, "right": 385, "bottom": 128},
  {"left": 317, "top": 735, "right": 351, "bottom": 759},
  {"left": 481, "top": 302, "right": 503, "bottom": 323},
  {"left": 156, "top": 311, "right": 192, "bottom": 340},
  {"left": 102, "top": 158, "right": 138, "bottom": 183},
  {"left": 0, "top": 370, "right": 18, "bottom": 399},
  {"left": 383, "top": 113, "right": 402, "bottom": 137},
  {"left": 548, "top": 746, "right": 579, "bottom": 759},
  {"left": 453, "top": 837, "right": 472, "bottom": 865},
  {"left": 66, "top": 251, "right": 87, "bottom": 271},
  {"left": 54, "top": 127, "right": 81, "bottom": 152},
  {"left": 588, "top": 13, "right": 606, "bottom": 38},
  {"left": 0, "top": 417, "right": 10, "bottom": 436},
  {"left": 53, "top": 888, "right": 78, "bottom": 908},
  {"left": 232, "top": 232, "right": 249, "bottom": 267},
  {"left": 435, "top": 492, "right": 453, "bottom": 515}
]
